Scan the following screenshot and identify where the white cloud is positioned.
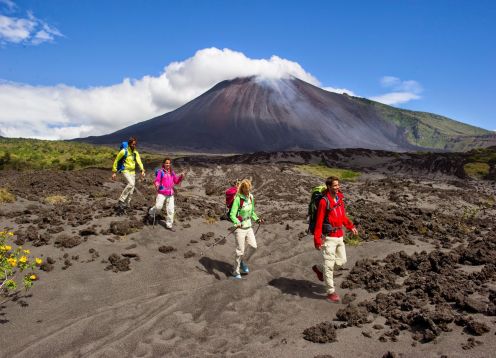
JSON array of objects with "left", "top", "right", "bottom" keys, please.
[
  {"left": 0, "top": 47, "right": 425, "bottom": 140},
  {"left": 0, "top": 14, "right": 34, "bottom": 43},
  {"left": 380, "top": 76, "right": 401, "bottom": 88},
  {"left": 323, "top": 86, "right": 355, "bottom": 96},
  {"left": 371, "top": 76, "right": 423, "bottom": 105},
  {"left": 0, "top": 5, "right": 62, "bottom": 45},
  {"left": 0, "top": 48, "right": 321, "bottom": 139},
  {"left": 370, "top": 92, "right": 421, "bottom": 106}
]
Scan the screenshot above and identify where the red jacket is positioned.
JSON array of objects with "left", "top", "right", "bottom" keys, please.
[{"left": 313, "top": 191, "right": 354, "bottom": 249}]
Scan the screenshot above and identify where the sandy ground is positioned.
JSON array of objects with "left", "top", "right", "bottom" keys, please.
[{"left": 0, "top": 149, "right": 495, "bottom": 358}]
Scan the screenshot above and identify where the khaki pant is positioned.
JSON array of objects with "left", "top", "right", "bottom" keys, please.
[
  {"left": 233, "top": 227, "right": 257, "bottom": 275},
  {"left": 317, "top": 236, "right": 346, "bottom": 294},
  {"left": 119, "top": 172, "right": 136, "bottom": 206},
  {"left": 149, "top": 194, "right": 175, "bottom": 228}
]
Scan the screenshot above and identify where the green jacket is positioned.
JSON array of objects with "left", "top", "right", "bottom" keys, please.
[
  {"left": 229, "top": 193, "right": 259, "bottom": 229},
  {"left": 112, "top": 148, "right": 144, "bottom": 174}
]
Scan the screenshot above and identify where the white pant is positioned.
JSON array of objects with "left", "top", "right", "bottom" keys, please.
[
  {"left": 119, "top": 172, "right": 136, "bottom": 206},
  {"left": 149, "top": 194, "right": 175, "bottom": 228},
  {"left": 318, "top": 236, "right": 347, "bottom": 294},
  {"left": 233, "top": 227, "right": 257, "bottom": 275}
]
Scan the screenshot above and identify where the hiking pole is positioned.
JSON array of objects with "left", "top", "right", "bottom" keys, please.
[
  {"left": 243, "top": 221, "right": 263, "bottom": 263},
  {"left": 254, "top": 221, "right": 262, "bottom": 236},
  {"left": 200, "top": 227, "right": 236, "bottom": 256}
]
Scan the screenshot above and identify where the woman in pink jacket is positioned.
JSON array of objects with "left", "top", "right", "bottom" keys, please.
[{"left": 147, "top": 158, "right": 185, "bottom": 231}]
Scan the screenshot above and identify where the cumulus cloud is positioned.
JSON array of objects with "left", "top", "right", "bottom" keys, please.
[
  {"left": 0, "top": 48, "right": 321, "bottom": 139},
  {"left": 0, "top": 46, "right": 424, "bottom": 140},
  {"left": 0, "top": 3, "right": 63, "bottom": 45},
  {"left": 370, "top": 76, "right": 423, "bottom": 105}
]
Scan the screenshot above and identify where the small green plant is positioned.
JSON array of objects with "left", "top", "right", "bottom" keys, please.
[
  {"left": 464, "top": 162, "right": 490, "bottom": 179},
  {"left": 0, "top": 188, "right": 16, "bottom": 203},
  {"left": 344, "top": 233, "right": 361, "bottom": 247},
  {"left": 1, "top": 231, "right": 42, "bottom": 292},
  {"left": 479, "top": 196, "right": 495, "bottom": 214},
  {"left": 45, "top": 195, "right": 68, "bottom": 205},
  {"left": 417, "top": 225, "right": 428, "bottom": 235},
  {"left": 204, "top": 216, "right": 217, "bottom": 224},
  {"left": 297, "top": 164, "right": 360, "bottom": 181},
  {"left": 462, "top": 207, "right": 479, "bottom": 223}
]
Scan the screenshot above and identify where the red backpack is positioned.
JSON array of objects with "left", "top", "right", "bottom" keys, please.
[
  {"left": 225, "top": 186, "right": 238, "bottom": 208},
  {"left": 221, "top": 186, "right": 244, "bottom": 221}
]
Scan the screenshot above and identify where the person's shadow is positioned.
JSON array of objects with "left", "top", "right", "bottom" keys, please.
[
  {"left": 0, "top": 292, "right": 33, "bottom": 324},
  {"left": 198, "top": 256, "right": 233, "bottom": 280},
  {"left": 268, "top": 277, "right": 326, "bottom": 300}
]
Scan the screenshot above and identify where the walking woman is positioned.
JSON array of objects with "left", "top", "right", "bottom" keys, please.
[
  {"left": 229, "top": 179, "right": 263, "bottom": 279},
  {"left": 147, "top": 158, "right": 185, "bottom": 231}
]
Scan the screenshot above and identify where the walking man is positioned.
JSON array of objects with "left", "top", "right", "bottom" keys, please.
[
  {"left": 312, "top": 176, "right": 358, "bottom": 302},
  {"left": 112, "top": 137, "right": 145, "bottom": 215}
]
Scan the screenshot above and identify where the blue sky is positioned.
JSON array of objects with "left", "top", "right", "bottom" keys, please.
[{"left": 0, "top": 0, "right": 494, "bottom": 139}]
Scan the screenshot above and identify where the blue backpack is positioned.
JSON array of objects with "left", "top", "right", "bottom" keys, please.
[
  {"left": 117, "top": 141, "right": 136, "bottom": 172},
  {"left": 154, "top": 167, "right": 164, "bottom": 182},
  {"left": 154, "top": 167, "right": 174, "bottom": 191}
]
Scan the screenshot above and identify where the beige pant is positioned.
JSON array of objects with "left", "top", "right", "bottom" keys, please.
[
  {"left": 318, "top": 236, "right": 347, "bottom": 294},
  {"left": 119, "top": 172, "right": 136, "bottom": 206},
  {"left": 149, "top": 194, "right": 175, "bottom": 228},
  {"left": 233, "top": 227, "right": 257, "bottom": 275}
]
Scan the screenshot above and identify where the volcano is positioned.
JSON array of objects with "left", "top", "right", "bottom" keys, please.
[{"left": 79, "top": 76, "right": 490, "bottom": 153}]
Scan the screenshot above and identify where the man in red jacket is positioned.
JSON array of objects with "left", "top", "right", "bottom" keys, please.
[{"left": 312, "top": 176, "right": 358, "bottom": 303}]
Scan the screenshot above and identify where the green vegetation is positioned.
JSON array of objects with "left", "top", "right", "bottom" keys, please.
[
  {"left": 1, "top": 230, "right": 42, "bottom": 292},
  {"left": 0, "top": 138, "right": 163, "bottom": 171},
  {"left": 44, "top": 195, "right": 69, "bottom": 205},
  {"left": 466, "top": 147, "right": 496, "bottom": 163},
  {"left": 297, "top": 164, "right": 360, "bottom": 181},
  {"left": 464, "top": 162, "right": 490, "bottom": 179},
  {"left": 0, "top": 188, "right": 16, "bottom": 203},
  {"left": 462, "top": 147, "right": 496, "bottom": 179},
  {"left": 352, "top": 97, "right": 490, "bottom": 150},
  {"left": 344, "top": 234, "right": 361, "bottom": 247}
]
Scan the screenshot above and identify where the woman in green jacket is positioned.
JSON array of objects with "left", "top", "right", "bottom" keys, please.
[{"left": 229, "top": 179, "right": 263, "bottom": 279}]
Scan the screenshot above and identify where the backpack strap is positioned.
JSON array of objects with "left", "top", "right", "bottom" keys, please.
[
  {"left": 157, "top": 169, "right": 166, "bottom": 191},
  {"left": 238, "top": 197, "right": 245, "bottom": 213},
  {"left": 235, "top": 196, "right": 245, "bottom": 222},
  {"left": 322, "top": 196, "right": 331, "bottom": 211},
  {"left": 321, "top": 195, "right": 344, "bottom": 236}
]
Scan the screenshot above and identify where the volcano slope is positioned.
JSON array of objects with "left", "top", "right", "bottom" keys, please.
[{"left": 0, "top": 149, "right": 495, "bottom": 358}]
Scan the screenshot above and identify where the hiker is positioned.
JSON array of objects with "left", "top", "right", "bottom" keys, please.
[
  {"left": 147, "top": 158, "right": 185, "bottom": 231},
  {"left": 229, "top": 179, "right": 263, "bottom": 279},
  {"left": 111, "top": 136, "right": 145, "bottom": 215},
  {"left": 312, "top": 176, "right": 358, "bottom": 302}
]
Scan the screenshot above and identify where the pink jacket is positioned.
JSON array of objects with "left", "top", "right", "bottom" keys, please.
[{"left": 155, "top": 168, "right": 183, "bottom": 196}]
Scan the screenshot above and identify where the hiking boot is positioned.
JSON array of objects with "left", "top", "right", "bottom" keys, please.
[
  {"left": 145, "top": 213, "right": 155, "bottom": 225},
  {"left": 232, "top": 274, "right": 242, "bottom": 280},
  {"left": 115, "top": 202, "right": 126, "bottom": 216},
  {"left": 166, "top": 226, "right": 176, "bottom": 232},
  {"left": 312, "top": 265, "right": 324, "bottom": 282},
  {"left": 326, "top": 293, "right": 340, "bottom": 303},
  {"left": 240, "top": 261, "right": 249, "bottom": 274},
  {"left": 144, "top": 208, "right": 155, "bottom": 225}
]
